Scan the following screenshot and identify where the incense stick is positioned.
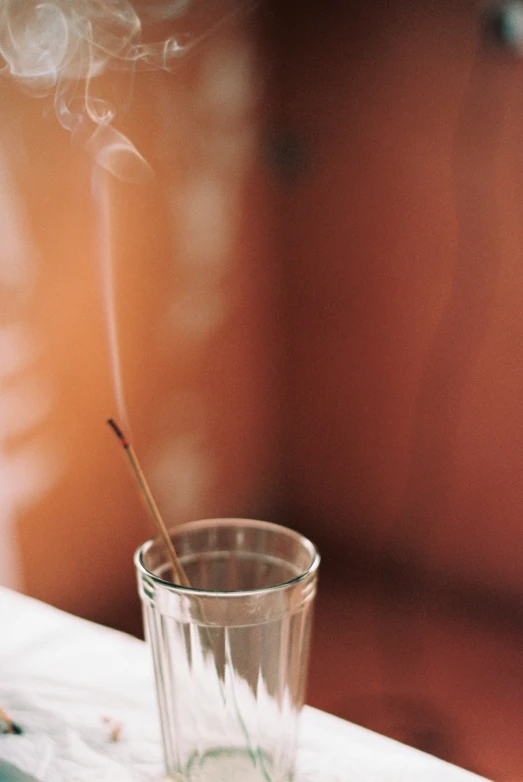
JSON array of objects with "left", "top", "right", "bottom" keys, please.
[
  {"left": 107, "top": 418, "right": 190, "bottom": 587},
  {"left": 107, "top": 420, "right": 260, "bottom": 770}
]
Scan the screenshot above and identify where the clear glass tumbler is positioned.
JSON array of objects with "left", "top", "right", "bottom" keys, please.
[{"left": 135, "top": 518, "right": 320, "bottom": 782}]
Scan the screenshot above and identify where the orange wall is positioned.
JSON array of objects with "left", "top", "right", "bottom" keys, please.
[
  {"left": 5, "top": 0, "right": 523, "bottom": 622},
  {"left": 278, "top": 0, "right": 523, "bottom": 596},
  {"left": 0, "top": 9, "right": 281, "bottom": 628}
]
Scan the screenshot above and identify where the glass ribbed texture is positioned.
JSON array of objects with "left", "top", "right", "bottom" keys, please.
[{"left": 135, "top": 518, "right": 319, "bottom": 782}]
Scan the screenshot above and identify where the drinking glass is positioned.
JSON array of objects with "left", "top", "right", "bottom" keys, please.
[{"left": 135, "top": 518, "right": 320, "bottom": 782}]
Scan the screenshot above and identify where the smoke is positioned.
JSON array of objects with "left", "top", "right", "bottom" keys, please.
[
  {"left": 134, "top": 0, "right": 191, "bottom": 24},
  {"left": 0, "top": 0, "right": 194, "bottom": 180},
  {"left": 92, "top": 166, "right": 130, "bottom": 429}
]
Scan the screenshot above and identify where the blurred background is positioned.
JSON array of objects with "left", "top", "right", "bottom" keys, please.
[{"left": 2, "top": 0, "right": 523, "bottom": 777}]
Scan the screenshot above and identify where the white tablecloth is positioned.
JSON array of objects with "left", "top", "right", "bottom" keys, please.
[{"left": 0, "top": 587, "right": 489, "bottom": 781}]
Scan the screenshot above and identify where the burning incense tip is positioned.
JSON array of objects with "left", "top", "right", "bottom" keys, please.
[
  {"left": 106, "top": 417, "right": 190, "bottom": 588},
  {"left": 107, "top": 417, "right": 129, "bottom": 448}
]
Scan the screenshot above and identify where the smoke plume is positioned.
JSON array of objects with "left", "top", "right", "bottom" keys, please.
[{"left": 0, "top": 0, "right": 193, "bottom": 179}]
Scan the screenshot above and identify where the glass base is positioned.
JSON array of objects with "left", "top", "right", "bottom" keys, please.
[{"left": 166, "top": 747, "right": 288, "bottom": 782}]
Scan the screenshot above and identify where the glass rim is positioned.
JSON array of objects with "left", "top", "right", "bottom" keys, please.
[{"left": 134, "top": 517, "right": 320, "bottom": 598}]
